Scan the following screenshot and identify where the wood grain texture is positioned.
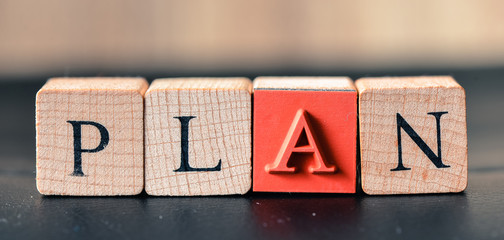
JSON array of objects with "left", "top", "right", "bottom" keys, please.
[
  {"left": 253, "top": 77, "right": 355, "bottom": 91},
  {"left": 36, "top": 77, "right": 148, "bottom": 195},
  {"left": 356, "top": 76, "right": 467, "bottom": 195},
  {"left": 144, "top": 78, "right": 252, "bottom": 196}
]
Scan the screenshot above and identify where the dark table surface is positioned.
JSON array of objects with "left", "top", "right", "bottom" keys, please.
[{"left": 0, "top": 68, "right": 503, "bottom": 240}]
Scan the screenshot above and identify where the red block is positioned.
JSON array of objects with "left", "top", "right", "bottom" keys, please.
[{"left": 253, "top": 77, "right": 357, "bottom": 193}]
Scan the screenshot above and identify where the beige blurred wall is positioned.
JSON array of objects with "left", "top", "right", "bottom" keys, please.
[{"left": 1, "top": 0, "right": 504, "bottom": 76}]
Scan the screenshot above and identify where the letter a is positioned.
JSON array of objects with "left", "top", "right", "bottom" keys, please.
[{"left": 266, "top": 109, "right": 336, "bottom": 174}]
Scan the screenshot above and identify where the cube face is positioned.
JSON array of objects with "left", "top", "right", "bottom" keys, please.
[
  {"left": 357, "top": 76, "right": 467, "bottom": 195},
  {"left": 36, "top": 78, "right": 147, "bottom": 195},
  {"left": 253, "top": 77, "right": 357, "bottom": 193},
  {"left": 144, "top": 78, "right": 252, "bottom": 196}
]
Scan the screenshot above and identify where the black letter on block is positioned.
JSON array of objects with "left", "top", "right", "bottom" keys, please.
[
  {"left": 67, "top": 121, "right": 110, "bottom": 176},
  {"left": 174, "top": 116, "right": 222, "bottom": 172},
  {"left": 391, "top": 112, "right": 450, "bottom": 171}
]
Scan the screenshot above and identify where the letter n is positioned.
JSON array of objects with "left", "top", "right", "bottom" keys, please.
[
  {"left": 266, "top": 109, "right": 336, "bottom": 174},
  {"left": 391, "top": 112, "right": 450, "bottom": 171}
]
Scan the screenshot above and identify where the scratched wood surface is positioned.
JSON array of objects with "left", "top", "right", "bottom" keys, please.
[
  {"left": 356, "top": 76, "right": 467, "bottom": 194},
  {"left": 35, "top": 77, "right": 148, "bottom": 195},
  {"left": 144, "top": 78, "right": 252, "bottom": 196}
]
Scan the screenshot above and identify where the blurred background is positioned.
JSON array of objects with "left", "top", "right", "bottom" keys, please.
[{"left": 1, "top": 0, "right": 504, "bottom": 79}]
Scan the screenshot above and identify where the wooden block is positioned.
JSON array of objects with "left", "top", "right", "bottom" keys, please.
[
  {"left": 36, "top": 77, "right": 148, "bottom": 195},
  {"left": 356, "top": 76, "right": 467, "bottom": 195},
  {"left": 144, "top": 78, "right": 252, "bottom": 196},
  {"left": 253, "top": 77, "right": 357, "bottom": 193}
]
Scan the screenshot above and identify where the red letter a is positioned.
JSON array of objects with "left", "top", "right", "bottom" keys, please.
[{"left": 265, "top": 109, "right": 336, "bottom": 174}]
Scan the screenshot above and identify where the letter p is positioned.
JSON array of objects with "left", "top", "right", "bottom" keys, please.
[{"left": 67, "top": 121, "right": 110, "bottom": 176}]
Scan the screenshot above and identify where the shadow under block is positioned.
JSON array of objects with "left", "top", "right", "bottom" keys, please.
[
  {"left": 253, "top": 77, "right": 357, "bottom": 193},
  {"left": 144, "top": 78, "right": 252, "bottom": 196},
  {"left": 36, "top": 78, "right": 148, "bottom": 195},
  {"left": 356, "top": 76, "right": 467, "bottom": 195}
]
